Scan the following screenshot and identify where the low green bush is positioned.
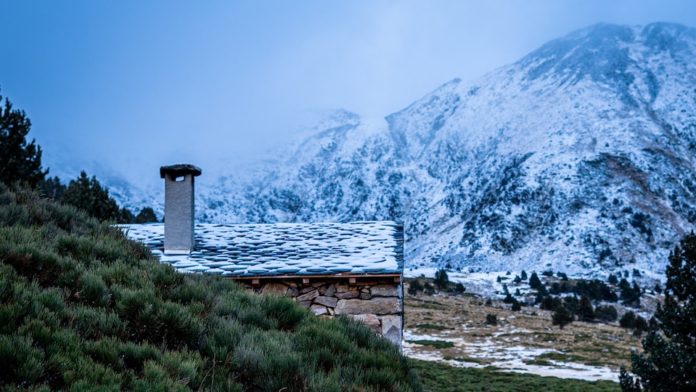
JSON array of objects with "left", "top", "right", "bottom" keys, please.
[
  {"left": 485, "top": 314, "right": 498, "bottom": 325},
  {"left": 0, "top": 185, "right": 420, "bottom": 391}
]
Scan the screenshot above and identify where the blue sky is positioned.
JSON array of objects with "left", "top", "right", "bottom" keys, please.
[{"left": 1, "top": 0, "right": 696, "bottom": 185}]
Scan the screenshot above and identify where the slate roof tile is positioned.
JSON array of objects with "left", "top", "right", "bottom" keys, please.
[{"left": 120, "top": 222, "right": 403, "bottom": 277}]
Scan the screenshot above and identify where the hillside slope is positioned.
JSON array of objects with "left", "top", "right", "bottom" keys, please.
[
  {"left": 0, "top": 185, "right": 420, "bottom": 391},
  {"left": 111, "top": 23, "right": 696, "bottom": 279}
]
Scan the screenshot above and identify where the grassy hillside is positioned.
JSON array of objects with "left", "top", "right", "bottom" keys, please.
[{"left": 0, "top": 185, "right": 421, "bottom": 391}]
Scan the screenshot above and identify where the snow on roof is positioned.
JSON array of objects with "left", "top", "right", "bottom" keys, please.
[{"left": 120, "top": 222, "right": 404, "bottom": 277}]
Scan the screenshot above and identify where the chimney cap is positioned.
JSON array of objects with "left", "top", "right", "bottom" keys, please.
[{"left": 160, "top": 164, "right": 202, "bottom": 179}]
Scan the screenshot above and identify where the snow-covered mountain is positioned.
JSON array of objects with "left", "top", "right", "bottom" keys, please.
[{"left": 111, "top": 22, "right": 696, "bottom": 278}]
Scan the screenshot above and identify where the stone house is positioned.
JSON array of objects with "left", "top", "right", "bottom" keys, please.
[{"left": 122, "top": 164, "right": 404, "bottom": 346}]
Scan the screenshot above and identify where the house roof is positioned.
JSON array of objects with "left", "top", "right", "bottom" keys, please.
[{"left": 120, "top": 222, "right": 403, "bottom": 277}]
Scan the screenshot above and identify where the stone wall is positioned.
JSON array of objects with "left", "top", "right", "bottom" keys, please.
[{"left": 241, "top": 278, "right": 403, "bottom": 346}]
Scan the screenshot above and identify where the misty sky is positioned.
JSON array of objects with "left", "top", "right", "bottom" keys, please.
[{"left": 1, "top": 0, "right": 696, "bottom": 186}]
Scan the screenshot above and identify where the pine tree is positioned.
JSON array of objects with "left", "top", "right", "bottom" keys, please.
[
  {"left": 563, "top": 296, "right": 580, "bottom": 314},
  {"left": 620, "top": 311, "right": 636, "bottom": 329},
  {"left": 511, "top": 298, "right": 522, "bottom": 311},
  {"left": 632, "top": 281, "right": 642, "bottom": 298},
  {"left": 552, "top": 305, "right": 574, "bottom": 329},
  {"left": 633, "top": 316, "right": 648, "bottom": 337},
  {"left": 434, "top": 269, "right": 449, "bottom": 290},
  {"left": 135, "top": 207, "right": 158, "bottom": 223},
  {"left": 577, "top": 296, "right": 595, "bottom": 322},
  {"left": 408, "top": 280, "right": 423, "bottom": 295},
  {"left": 529, "top": 272, "right": 542, "bottom": 290},
  {"left": 595, "top": 305, "right": 618, "bottom": 322},
  {"left": 0, "top": 95, "right": 47, "bottom": 187},
  {"left": 540, "top": 295, "right": 561, "bottom": 311},
  {"left": 119, "top": 207, "right": 135, "bottom": 223},
  {"left": 534, "top": 290, "right": 545, "bottom": 304},
  {"left": 609, "top": 273, "right": 619, "bottom": 285},
  {"left": 521, "top": 270, "right": 528, "bottom": 280},
  {"left": 62, "top": 171, "right": 133, "bottom": 223},
  {"left": 620, "top": 279, "right": 641, "bottom": 307},
  {"left": 38, "top": 176, "right": 66, "bottom": 200},
  {"left": 620, "top": 233, "right": 696, "bottom": 391}
]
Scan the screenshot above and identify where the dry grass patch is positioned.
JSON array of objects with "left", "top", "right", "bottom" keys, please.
[{"left": 405, "top": 292, "right": 641, "bottom": 370}]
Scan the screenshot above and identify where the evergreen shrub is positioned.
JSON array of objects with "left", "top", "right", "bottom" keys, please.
[{"left": 0, "top": 185, "right": 421, "bottom": 391}]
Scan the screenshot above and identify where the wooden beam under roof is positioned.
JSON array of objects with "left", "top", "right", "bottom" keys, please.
[{"left": 228, "top": 273, "right": 401, "bottom": 285}]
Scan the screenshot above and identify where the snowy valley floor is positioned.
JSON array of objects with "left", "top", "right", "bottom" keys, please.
[{"left": 403, "top": 289, "right": 641, "bottom": 386}]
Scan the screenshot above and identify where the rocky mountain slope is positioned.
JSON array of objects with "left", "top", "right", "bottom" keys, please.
[{"left": 112, "top": 23, "right": 696, "bottom": 278}]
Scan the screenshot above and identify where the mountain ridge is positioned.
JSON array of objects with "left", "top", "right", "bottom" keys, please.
[{"left": 105, "top": 22, "right": 696, "bottom": 279}]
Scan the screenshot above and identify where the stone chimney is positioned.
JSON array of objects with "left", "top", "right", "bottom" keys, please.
[{"left": 160, "top": 164, "right": 202, "bottom": 254}]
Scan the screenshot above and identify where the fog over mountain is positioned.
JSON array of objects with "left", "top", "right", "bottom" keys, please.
[{"left": 104, "top": 23, "right": 696, "bottom": 278}]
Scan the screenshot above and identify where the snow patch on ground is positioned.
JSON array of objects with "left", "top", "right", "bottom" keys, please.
[{"left": 403, "top": 329, "right": 619, "bottom": 382}]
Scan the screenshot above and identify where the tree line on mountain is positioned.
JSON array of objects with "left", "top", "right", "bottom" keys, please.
[
  {"left": 535, "top": 272, "right": 645, "bottom": 331},
  {"left": 410, "top": 264, "right": 649, "bottom": 333},
  {"left": 0, "top": 92, "right": 157, "bottom": 223},
  {"left": 494, "top": 266, "right": 648, "bottom": 331}
]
